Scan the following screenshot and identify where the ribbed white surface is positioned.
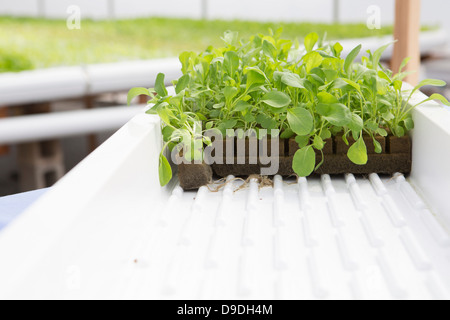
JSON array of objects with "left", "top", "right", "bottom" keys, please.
[
  {"left": 4, "top": 174, "right": 448, "bottom": 300},
  {"left": 104, "top": 174, "right": 449, "bottom": 300}
]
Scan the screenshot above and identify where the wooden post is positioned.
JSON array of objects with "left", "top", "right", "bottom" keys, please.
[
  {"left": 138, "top": 95, "right": 149, "bottom": 104},
  {"left": 392, "top": 0, "right": 421, "bottom": 86}
]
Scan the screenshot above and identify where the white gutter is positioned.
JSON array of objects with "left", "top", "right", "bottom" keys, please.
[
  {"left": 0, "top": 106, "right": 144, "bottom": 144},
  {"left": 338, "top": 29, "right": 448, "bottom": 60},
  {"left": 86, "top": 58, "right": 182, "bottom": 94},
  {"left": 0, "top": 58, "right": 182, "bottom": 106}
]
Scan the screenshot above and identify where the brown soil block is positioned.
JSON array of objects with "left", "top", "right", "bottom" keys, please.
[
  {"left": 178, "top": 135, "right": 412, "bottom": 190},
  {"left": 212, "top": 160, "right": 261, "bottom": 178},
  {"left": 178, "top": 162, "right": 213, "bottom": 191},
  {"left": 315, "top": 153, "right": 411, "bottom": 175},
  {"left": 388, "top": 135, "right": 411, "bottom": 153}
]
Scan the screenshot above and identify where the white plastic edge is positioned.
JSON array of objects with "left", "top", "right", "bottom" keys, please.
[
  {"left": 408, "top": 88, "right": 450, "bottom": 226},
  {"left": 0, "top": 114, "right": 165, "bottom": 296}
]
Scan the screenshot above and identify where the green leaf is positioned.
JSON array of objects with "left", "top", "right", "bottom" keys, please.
[
  {"left": 157, "top": 107, "right": 173, "bottom": 126},
  {"left": 224, "top": 119, "right": 238, "bottom": 128},
  {"left": 205, "top": 121, "right": 214, "bottom": 130},
  {"left": 127, "top": 87, "right": 150, "bottom": 105},
  {"left": 281, "top": 73, "right": 305, "bottom": 89},
  {"left": 377, "top": 128, "right": 388, "bottom": 136},
  {"left": 382, "top": 111, "right": 394, "bottom": 121},
  {"left": 224, "top": 51, "right": 239, "bottom": 76},
  {"left": 222, "top": 31, "right": 239, "bottom": 46},
  {"left": 342, "top": 78, "right": 361, "bottom": 93},
  {"left": 373, "top": 139, "right": 382, "bottom": 154},
  {"left": 344, "top": 44, "right": 361, "bottom": 74},
  {"left": 293, "top": 146, "right": 316, "bottom": 177},
  {"left": 333, "top": 42, "right": 343, "bottom": 57},
  {"left": 159, "top": 155, "right": 172, "bottom": 187},
  {"left": 175, "top": 74, "right": 190, "bottom": 94},
  {"left": 320, "top": 128, "right": 332, "bottom": 140},
  {"left": 295, "top": 135, "right": 310, "bottom": 149},
  {"left": 414, "top": 93, "right": 450, "bottom": 107},
  {"left": 224, "top": 86, "right": 239, "bottom": 102},
  {"left": 316, "top": 103, "right": 352, "bottom": 126},
  {"left": 415, "top": 79, "right": 447, "bottom": 91},
  {"left": 303, "top": 51, "right": 323, "bottom": 73},
  {"left": 304, "top": 32, "right": 319, "bottom": 52},
  {"left": 213, "top": 102, "right": 225, "bottom": 109},
  {"left": 235, "top": 100, "right": 251, "bottom": 112},
  {"left": 366, "top": 121, "right": 379, "bottom": 132},
  {"left": 179, "top": 51, "right": 194, "bottom": 74},
  {"left": 261, "top": 91, "right": 291, "bottom": 108},
  {"left": 348, "top": 114, "right": 364, "bottom": 132},
  {"left": 280, "top": 128, "right": 295, "bottom": 139},
  {"left": 245, "top": 67, "right": 267, "bottom": 89},
  {"left": 262, "top": 40, "right": 278, "bottom": 60},
  {"left": 429, "top": 93, "right": 450, "bottom": 106},
  {"left": 287, "top": 107, "right": 314, "bottom": 136},
  {"left": 313, "top": 135, "right": 324, "bottom": 150},
  {"left": 393, "top": 125, "right": 405, "bottom": 137},
  {"left": 393, "top": 80, "right": 403, "bottom": 91},
  {"left": 378, "top": 70, "right": 392, "bottom": 82},
  {"left": 162, "top": 126, "right": 175, "bottom": 142},
  {"left": 256, "top": 113, "right": 278, "bottom": 129},
  {"left": 323, "top": 69, "right": 338, "bottom": 82},
  {"left": 243, "top": 112, "right": 256, "bottom": 123},
  {"left": 347, "top": 137, "right": 368, "bottom": 165},
  {"left": 317, "top": 92, "right": 338, "bottom": 104},
  {"left": 155, "top": 73, "right": 168, "bottom": 97},
  {"left": 372, "top": 42, "right": 393, "bottom": 70},
  {"left": 404, "top": 118, "right": 415, "bottom": 131}
]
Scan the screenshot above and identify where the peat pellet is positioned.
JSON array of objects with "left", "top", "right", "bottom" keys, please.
[
  {"left": 336, "top": 135, "right": 386, "bottom": 154},
  {"left": 288, "top": 138, "right": 299, "bottom": 156},
  {"left": 314, "top": 138, "right": 334, "bottom": 155},
  {"left": 235, "top": 138, "right": 259, "bottom": 163},
  {"left": 277, "top": 157, "right": 294, "bottom": 176},
  {"left": 178, "top": 162, "right": 213, "bottom": 190},
  {"left": 259, "top": 138, "right": 286, "bottom": 158},
  {"left": 212, "top": 160, "right": 261, "bottom": 178},
  {"left": 315, "top": 153, "right": 411, "bottom": 175},
  {"left": 388, "top": 135, "right": 411, "bottom": 154}
]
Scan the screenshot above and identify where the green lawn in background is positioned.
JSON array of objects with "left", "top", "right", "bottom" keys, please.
[{"left": 0, "top": 16, "right": 429, "bottom": 72}]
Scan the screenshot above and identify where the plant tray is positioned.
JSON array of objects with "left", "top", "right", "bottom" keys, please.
[{"left": 178, "top": 135, "right": 412, "bottom": 190}]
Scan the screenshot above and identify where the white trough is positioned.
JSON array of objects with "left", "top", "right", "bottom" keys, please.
[
  {"left": 0, "top": 90, "right": 449, "bottom": 300},
  {"left": 0, "top": 106, "right": 143, "bottom": 144},
  {"left": 0, "top": 58, "right": 182, "bottom": 106}
]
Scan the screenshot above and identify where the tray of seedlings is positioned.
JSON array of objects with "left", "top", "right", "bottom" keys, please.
[{"left": 129, "top": 31, "right": 449, "bottom": 190}]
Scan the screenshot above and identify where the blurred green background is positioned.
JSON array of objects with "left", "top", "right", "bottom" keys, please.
[{"left": 0, "top": 17, "right": 403, "bottom": 72}]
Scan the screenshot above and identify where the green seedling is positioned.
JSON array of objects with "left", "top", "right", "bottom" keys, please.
[{"left": 129, "top": 31, "right": 449, "bottom": 186}]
